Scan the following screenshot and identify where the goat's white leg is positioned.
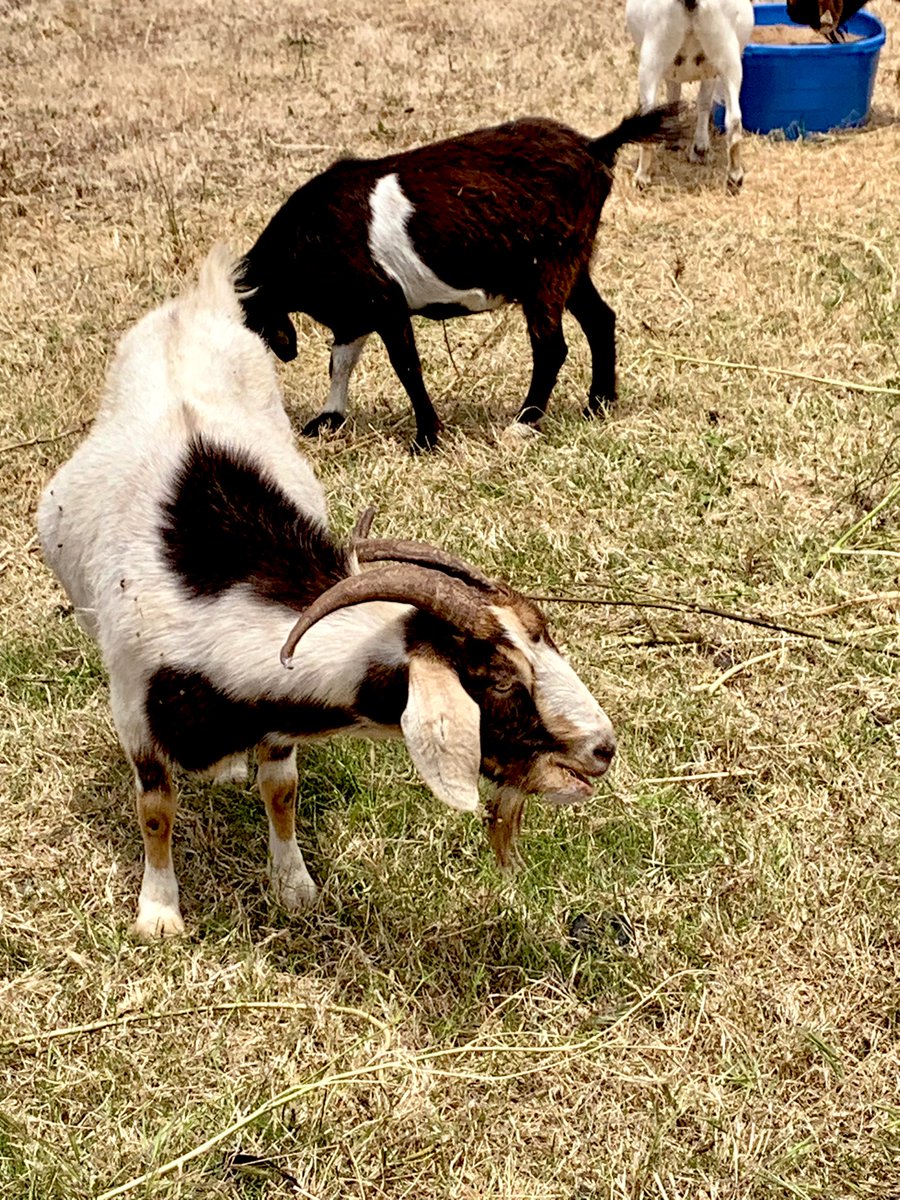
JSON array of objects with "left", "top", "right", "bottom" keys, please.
[
  {"left": 690, "top": 78, "right": 716, "bottom": 162},
  {"left": 719, "top": 63, "right": 745, "bottom": 192},
  {"left": 695, "top": 6, "right": 751, "bottom": 191},
  {"left": 634, "top": 53, "right": 664, "bottom": 187},
  {"left": 303, "top": 335, "right": 369, "bottom": 436},
  {"left": 258, "top": 744, "right": 318, "bottom": 910},
  {"left": 131, "top": 756, "right": 185, "bottom": 939},
  {"left": 634, "top": 21, "right": 685, "bottom": 186}
]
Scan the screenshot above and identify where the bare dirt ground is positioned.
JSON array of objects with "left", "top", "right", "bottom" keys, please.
[{"left": 1, "top": 1, "right": 899, "bottom": 1197}]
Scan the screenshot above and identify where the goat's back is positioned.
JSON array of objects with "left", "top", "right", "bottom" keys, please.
[{"left": 38, "top": 248, "right": 328, "bottom": 644}]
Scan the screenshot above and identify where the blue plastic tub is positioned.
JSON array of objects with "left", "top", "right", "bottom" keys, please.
[{"left": 715, "top": 3, "right": 886, "bottom": 138}]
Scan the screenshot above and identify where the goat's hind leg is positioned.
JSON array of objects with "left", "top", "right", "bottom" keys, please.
[
  {"left": 565, "top": 270, "right": 615, "bottom": 418},
  {"left": 302, "top": 335, "right": 370, "bottom": 438},
  {"left": 690, "top": 78, "right": 716, "bottom": 162},
  {"left": 510, "top": 300, "right": 568, "bottom": 435},
  {"left": 131, "top": 753, "right": 185, "bottom": 939},
  {"left": 258, "top": 743, "right": 318, "bottom": 911}
]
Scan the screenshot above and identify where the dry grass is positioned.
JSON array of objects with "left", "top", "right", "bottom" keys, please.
[{"left": 2, "top": 0, "right": 899, "bottom": 1196}]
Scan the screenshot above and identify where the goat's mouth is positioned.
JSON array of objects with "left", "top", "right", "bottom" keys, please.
[
  {"left": 514, "top": 756, "right": 607, "bottom": 807},
  {"left": 541, "top": 761, "right": 598, "bottom": 807}
]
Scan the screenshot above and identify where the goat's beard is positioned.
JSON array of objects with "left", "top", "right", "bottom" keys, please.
[
  {"left": 484, "top": 785, "right": 527, "bottom": 873},
  {"left": 483, "top": 757, "right": 598, "bottom": 871}
]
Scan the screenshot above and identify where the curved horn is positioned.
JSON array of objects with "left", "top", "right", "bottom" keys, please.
[
  {"left": 354, "top": 538, "right": 497, "bottom": 591},
  {"left": 350, "top": 505, "right": 377, "bottom": 542},
  {"left": 280, "top": 564, "right": 499, "bottom": 668}
]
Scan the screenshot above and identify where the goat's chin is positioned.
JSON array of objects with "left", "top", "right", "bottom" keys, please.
[{"left": 518, "top": 760, "right": 596, "bottom": 807}]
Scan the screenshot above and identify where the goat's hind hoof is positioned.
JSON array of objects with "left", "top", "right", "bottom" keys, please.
[
  {"left": 726, "top": 174, "right": 744, "bottom": 196},
  {"left": 688, "top": 144, "right": 708, "bottom": 163},
  {"left": 583, "top": 395, "right": 612, "bottom": 420},
  {"left": 302, "top": 411, "right": 346, "bottom": 438},
  {"left": 410, "top": 428, "right": 441, "bottom": 455}
]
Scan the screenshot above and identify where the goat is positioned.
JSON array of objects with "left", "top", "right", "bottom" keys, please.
[
  {"left": 238, "top": 107, "right": 682, "bottom": 452},
  {"left": 626, "top": 0, "right": 754, "bottom": 192},
  {"left": 37, "top": 249, "right": 616, "bottom": 940},
  {"left": 786, "top": 0, "right": 866, "bottom": 39}
]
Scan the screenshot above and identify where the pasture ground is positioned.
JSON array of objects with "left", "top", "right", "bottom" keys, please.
[{"left": 1, "top": 1, "right": 899, "bottom": 1196}]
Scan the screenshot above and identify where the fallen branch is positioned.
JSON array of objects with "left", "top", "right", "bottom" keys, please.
[
  {"left": 0, "top": 1000, "right": 389, "bottom": 1054},
  {"left": 528, "top": 592, "right": 900, "bottom": 659},
  {"left": 0, "top": 421, "right": 90, "bottom": 454},
  {"left": 648, "top": 346, "right": 900, "bottom": 397}
]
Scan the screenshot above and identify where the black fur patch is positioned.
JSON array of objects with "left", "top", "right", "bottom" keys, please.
[
  {"left": 145, "top": 665, "right": 368, "bottom": 773},
  {"left": 133, "top": 754, "right": 170, "bottom": 793},
  {"left": 681, "top": 0, "right": 698, "bottom": 10},
  {"left": 160, "top": 437, "right": 349, "bottom": 607}
]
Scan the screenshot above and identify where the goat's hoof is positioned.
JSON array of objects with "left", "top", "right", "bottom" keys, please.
[
  {"left": 583, "top": 396, "right": 612, "bottom": 420},
  {"left": 302, "top": 411, "right": 346, "bottom": 438},
  {"left": 271, "top": 870, "right": 319, "bottom": 911},
  {"left": 131, "top": 903, "right": 186, "bottom": 941},
  {"left": 727, "top": 174, "right": 744, "bottom": 195},
  {"left": 410, "top": 430, "right": 440, "bottom": 454},
  {"left": 689, "top": 144, "right": 708, "bottom": 163},
  {"left": 501, "top": 421, "right": 541, "bottom": 446},
  {"left": 633, "top": 172, "right": 652, "bottom": 190}
]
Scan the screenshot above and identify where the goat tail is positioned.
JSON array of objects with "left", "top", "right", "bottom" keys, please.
[
  {"left": 587, "top": 103, "right": 686, "bottom": 167},
  {"left": 189, "top": 244, "right": 245, "bottom": 322}
]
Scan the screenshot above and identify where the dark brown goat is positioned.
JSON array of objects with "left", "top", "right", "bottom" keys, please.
[
  {"left": 240, "top": 107, "right": 681, "bottom": 451},
  {"left": 786, "top": 0, "right": 866, "bottom": 38}
]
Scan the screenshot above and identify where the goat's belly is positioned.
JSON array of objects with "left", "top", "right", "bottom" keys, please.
[
  {"left": 414, "top": 299, "right": 504, "bottom": 321},
  {"left": 667, "top": 35, "right": 718, "bottom": 83},
  {"left": 145, "top": 663, "right": 404, "bottom": 772}
]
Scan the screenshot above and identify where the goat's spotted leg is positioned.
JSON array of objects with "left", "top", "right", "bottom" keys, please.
[
  {"left": 378, "top": 315, "right": 443, "bottom": 453},
  {"left": 565, "top": 271, "right": 616, "bottom": 417},
  {"left": 302, "top": 334, "right": 370, "bottom": 437},
  {"left": 258, "top": 743, "right": 318, "bottom": 910},
  {"left": 131, "top": 755, "right": 184, "bottom": 939}
]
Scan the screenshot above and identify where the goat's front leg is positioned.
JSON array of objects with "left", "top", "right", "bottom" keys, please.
[
  {"left": 378, "top": 315, "right": 442, "bottom": 452},
  {"left": 131, "top": 755, "right": 184, "bottom": 939},
  {"left": 302, "top": 334, "right": 370, "bottom": 437},
  {"left": 258, "top": 743, "right": 318, "bottom": 911}
]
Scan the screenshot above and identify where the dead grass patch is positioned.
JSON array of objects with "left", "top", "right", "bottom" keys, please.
[{"left": 2, "top": 0, "right": 899, "bottom": 1196}]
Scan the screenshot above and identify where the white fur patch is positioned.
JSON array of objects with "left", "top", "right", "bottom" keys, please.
[
  {"left": 133, "top": 864, "right": 184, "bottom": 939},
  {"left": 493, "top": 607, "right": 615, "bottom": 758},
  {"left": 368, "top": 174, "right": 504, "bottom": 314}
]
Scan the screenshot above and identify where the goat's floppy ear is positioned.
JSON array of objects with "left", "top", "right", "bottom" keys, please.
[
  {"left": 241, "top": 294, "right": 298, "bottom": 362},
  {"left": 261, "top": 311, "right": 298, "bottom": 362},
  {"left": 401, "top": 653, "right": 481, "bottom": 813}
]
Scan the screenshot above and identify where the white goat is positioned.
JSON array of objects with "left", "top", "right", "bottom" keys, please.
[
  {"left": 626, "top": 0, "right": 754, "bottom": 191},
  {"left": 38, "top": 249, "right": 616, "bottom": 939}
]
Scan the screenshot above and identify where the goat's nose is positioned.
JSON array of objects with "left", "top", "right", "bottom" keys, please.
[{"left": 592, "top": 738, "right": 616, "bottom": 768}]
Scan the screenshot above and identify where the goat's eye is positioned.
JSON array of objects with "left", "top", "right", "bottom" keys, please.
[{"left": 492, "top": 678, "right": 516, "bottom": 696}]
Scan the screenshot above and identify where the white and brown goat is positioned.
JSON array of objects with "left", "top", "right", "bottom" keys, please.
[
  {"left": 626, "top": 0, "right": 753, "bottom": 192},
  {"left": 38, "top": 250, "right": 616, "bottom": 939},
  {"left": 239, "top": 107, "right": 682, "bottom": 451}
]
